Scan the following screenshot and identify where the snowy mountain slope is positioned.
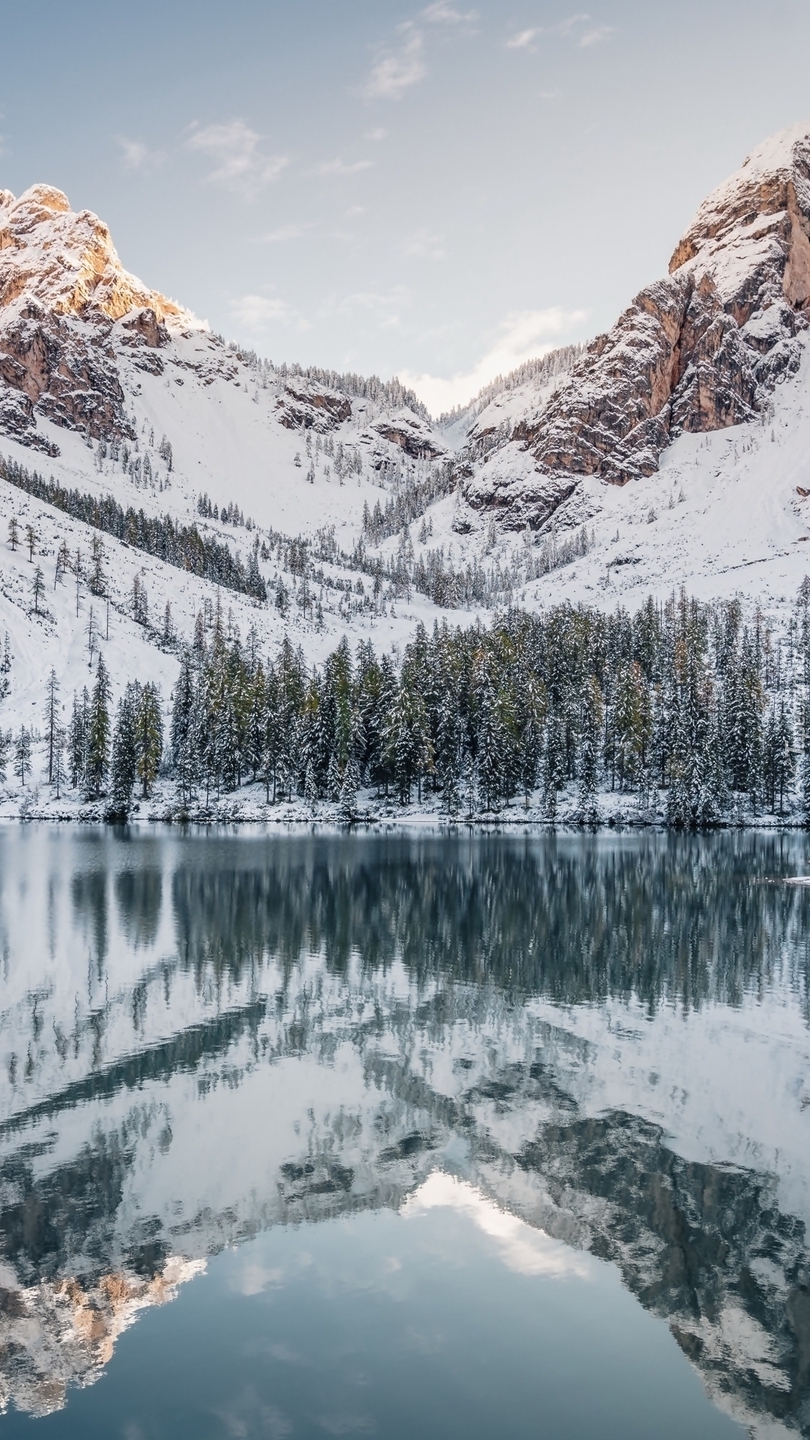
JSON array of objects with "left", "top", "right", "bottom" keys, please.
[
  {"left": 5, "top": 130, "right": 810, "bottom": 763},
  {"left": 451, "top": 123, "right": 810, "bottom": 532}
]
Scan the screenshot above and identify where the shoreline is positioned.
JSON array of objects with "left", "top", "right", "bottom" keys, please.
[{"left": 0, "top": 792, "right": 806, "bottom": 834}]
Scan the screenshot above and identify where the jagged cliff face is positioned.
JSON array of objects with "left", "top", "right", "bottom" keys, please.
[
  {"left": 0, "top": 185, "right": 198, "bottom": 452},
  {"left": 462, "top": 123, "right": 810, "bottom": 530}
]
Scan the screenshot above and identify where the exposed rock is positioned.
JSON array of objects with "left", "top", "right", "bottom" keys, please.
[
  {"left": 275, "top": 380, "right": 353, "bottom": 431},
  {"left": 0, "top": 186, "right": 198, "bottom": 448},
  {"left": 463, "top": 123, "right": 810, "bottom": 530}
]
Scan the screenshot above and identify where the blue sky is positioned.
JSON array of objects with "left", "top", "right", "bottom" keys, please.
[{"left": 3, "top": 0, "right": 810, "bottom": 412}]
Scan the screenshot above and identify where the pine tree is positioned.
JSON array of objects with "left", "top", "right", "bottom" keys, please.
[
  {"left": 68, "top": 691, "right": 89, "bottom": 790},
  {"left": 31, "top": 565, "right": 45, "bottom": 616},
  {"left": 135, "top": 683, "right": 163, "bottom": 797},
  {"left": 0, "top": 729, "right": 8, "bottom": 784},
  {"left": 110, "top": 684, "right": 138, "bottom": 816},
  {"left": 577, "top": 676, "right": 603, "bottom": 823},
  {"left": 7, "top": 516, "right": 18, "bottom": 551},
  {"left": 338, "top": 754, "right": 360, "bottom": 820},
  {"left": 43, "top": 668, "right": 60, "bottom": 783},
  {"left": 14, "top": 727, "right": 32, "bottom": 787},
  {"left": 85, "top": 653, "right": 111, "bottom": 798},
  {"left": 171, "top": 650, "right": 198, "bottom": 803},
  {"left": 89, "top": 535, "right": 107, "bottom": 596}
]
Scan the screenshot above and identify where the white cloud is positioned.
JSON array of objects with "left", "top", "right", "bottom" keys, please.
[
  {"left": 400, "top": 227, "right": 447, "bottom": 261},
  {"left": 558, "top": 12, "right": 591, "bottom": 35},
  {"left": 117, "top": 137, "right": 163, "bottom": 173},
  {"left": 365, "top": 127, "right": 389, "bottom": 142},
  {"left": 400, "top": 305, "right": 587, "bottom": 415},
  {"left": 316, "top": 157, "right": 375, "bottom": 177},
  {"left": 506, "top": 27, "right": 541, "bottom": 50},
  {"left": 229, "top": 293, "right": 308, "bottom": 334},
  {"left": 185, "top": 120, "right": 288, "bottom": 198},
  {"left": 579, "top": 24, "right": 614, "bottom": 45},
  {"left": 363, "top": 32, "right": 426, "bottom": 100},
  {"left": 404, "top": 1174, "right": 592, "bottom": 1279},
  {"left": 421, "top": 2, "right": 476, "bottom": 21}
]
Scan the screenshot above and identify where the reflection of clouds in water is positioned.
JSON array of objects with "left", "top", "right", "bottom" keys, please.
[
  {"left": 216, "top": 1385, "right": 292, "bottom": 1438},
  {"left": 404, "top": 1172, "right": 592, "bottom": 1280},
  {"left": 232, "top": 1263, "right": 283, "bottom": 1296}
]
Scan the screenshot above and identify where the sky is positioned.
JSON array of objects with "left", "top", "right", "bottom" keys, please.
[{"left": 2, "top": 0, "right": 810, "bottom": 415}]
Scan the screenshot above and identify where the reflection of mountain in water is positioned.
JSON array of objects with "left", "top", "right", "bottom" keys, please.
[{"left": 0, "top": 828, "right": 809, "bottom": 1432}]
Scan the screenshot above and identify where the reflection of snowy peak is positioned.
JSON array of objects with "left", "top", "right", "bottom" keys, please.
[{"left": 0, "top": 832, "right": 809, "bottom": 1434}]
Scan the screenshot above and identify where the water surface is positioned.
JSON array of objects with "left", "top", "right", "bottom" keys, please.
[{"left": 0, "top": 826, "right": 808, "bottom": 1438}]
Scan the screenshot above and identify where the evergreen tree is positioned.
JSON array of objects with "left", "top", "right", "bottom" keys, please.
[
  {"left": 43, "top": 668, "right": 60, "bottom": 783},
  {"left": 578, "top": 676, "right": 603, "bottom": 823},
  {"left": 14, "top": 727, "right": 32, "bottom": 787},
  {"left": 135, "top": 683, "right": 163, "bottom": 798},
  {"left": 85, "top": 653, "right": 111, "bottom": 797},
  {"left": 110, "top": 684, "right": 138, "bottom": 815}
]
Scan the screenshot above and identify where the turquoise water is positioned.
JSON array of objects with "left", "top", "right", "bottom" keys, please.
[{"left": 0, "top": 827, "right": 808, "bottom": 1437}]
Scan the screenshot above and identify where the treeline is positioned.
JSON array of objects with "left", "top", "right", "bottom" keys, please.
[
  {"left": 164, "top": 588, "right": 810, "bottom": 825},
  {"left": 0, "top": 456, "right": 266, "bottom": 602},
  {"left": 141, "top": 576, "right": 807, "bottom": 823},
  {"left": 10, "top": 586, "right": 810, "bottom": 826}
]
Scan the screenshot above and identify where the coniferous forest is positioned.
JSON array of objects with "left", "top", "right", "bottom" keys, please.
[{"left": 7, "top": 584, "right": 810, "bottom": 827}]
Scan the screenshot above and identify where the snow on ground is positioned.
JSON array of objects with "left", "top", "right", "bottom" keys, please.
[{"left": 429, "top": 336, "right": 810, "bottom": 622}]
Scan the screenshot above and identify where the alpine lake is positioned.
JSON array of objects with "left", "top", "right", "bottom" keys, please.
[{"left": 0, "top": 824, "right": 808, "bottom": 1439}]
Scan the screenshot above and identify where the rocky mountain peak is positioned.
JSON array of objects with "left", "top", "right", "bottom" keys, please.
[
  {"left": 0, "top": 184, "right": 192, "bottom": 326},
  {"left": 0, "top": 185, "right": 204, "bottom": 452},
  {"left": 463, "top": 123, "right": 810, "bottom": 531}
]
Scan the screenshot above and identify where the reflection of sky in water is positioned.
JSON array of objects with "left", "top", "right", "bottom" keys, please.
[{"left": 0, "top": 826, "right": 808, "bottom": 1437}]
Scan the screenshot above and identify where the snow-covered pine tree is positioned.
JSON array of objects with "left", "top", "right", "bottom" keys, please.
[
  {"left": 135, "top": 683, "right": 163, "bottom": 798},
  {"left": 110, "top": 684, "right": 138, "bottom": 817},
  {"left": 85, "top": 653, "right": 111, "bottom": 798},
  {"left": 43, "top": 668, "right": 60, "bottom": 783},
  {"left": 14, "top": 727, "right": 31, "bottom": 787}
]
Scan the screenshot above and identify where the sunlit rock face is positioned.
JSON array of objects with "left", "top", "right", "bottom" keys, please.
[
  {"left": 0, "top": 829, "right": 809, "bottom": 1434},
  {"left": 462, "top": 124, "right": 810, "bottom": 530},
  {"left": 0, "top": 185, "right": 200, "bottom": 451}
]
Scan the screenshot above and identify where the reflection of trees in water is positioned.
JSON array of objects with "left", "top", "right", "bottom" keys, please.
[
  {"left": 114, "top": 868, "right": 162, "bottom": 951},
  {"left": 171, "top": 833, "right": 810, "bottom": 1014},
  {"left": 70, "top": 869, "right": 108, "bottom": 974}
]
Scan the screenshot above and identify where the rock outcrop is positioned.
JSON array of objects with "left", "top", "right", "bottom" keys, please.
[
  {"left": 462, "top": 122, "right": 810, "bottom": 529},
  {"left": 0, "top": 185, "right": 197, "bottom": 451}
]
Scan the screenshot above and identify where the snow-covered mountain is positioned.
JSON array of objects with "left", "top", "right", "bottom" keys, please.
[{"left": 4, "top": 125, "right": 810, "bottom": 739}]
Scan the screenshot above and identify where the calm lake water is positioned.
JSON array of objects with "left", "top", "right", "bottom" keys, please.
[{"left": 0, "top": 826, "right": 809, "bottom": 1439}]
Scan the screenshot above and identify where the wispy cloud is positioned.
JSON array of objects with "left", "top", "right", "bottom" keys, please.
[
  {"left": 185, "top": 120, "right": 288, "bottom": 198},
  {"left": 505, "top": 27, "right": 541, "bottom": 50},
  {"left": 400, "top": 227, "right": 447, "bottom": 261},
  {"left": 579, "top": 23, "right": 614, "bottom": 45},
  {"left": 316, "top": 157, "right": 375, "bottom": 177},
  {"left": 117, "top": 137, "right": 164, "bottom": 173},
  {"left": 400, "top": 305, "right": 588, "bottom": 415},
  {"left": 365, "top": 127, "right": 389, "bottom": 142},
  {"left": 229, "top": 292, "right": 309, "bottom": 333},
  {"left": 421, "top": 2, "right": 476, "bottom": 22},
  {"left": 363, "top": 32, "right": 426, "bottom": 100},
  {"left": 505, "top": 13, "right": 613, "bottom": 52}
]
